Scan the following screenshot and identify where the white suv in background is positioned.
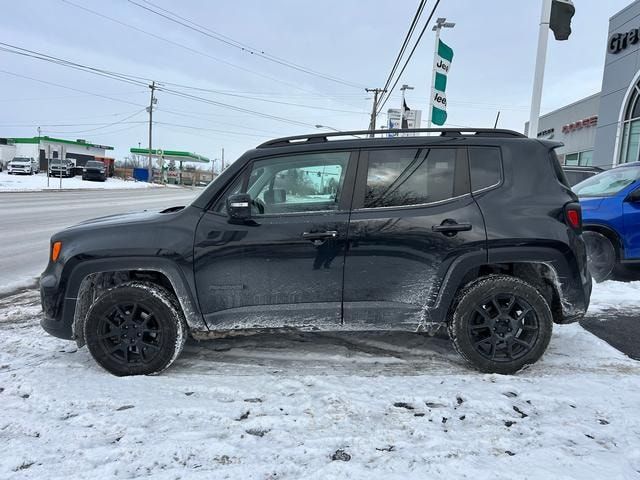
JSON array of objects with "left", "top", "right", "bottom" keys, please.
[{"left": 8, "top": 157, "right": 39, "bottom": 175}]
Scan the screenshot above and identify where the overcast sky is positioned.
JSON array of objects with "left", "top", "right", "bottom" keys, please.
[{"left": 0, "top": 0, "right": 632, "bottom": 167}]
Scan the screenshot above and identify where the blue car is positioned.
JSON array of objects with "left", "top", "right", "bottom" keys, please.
[{"left": 573, "top": 162, "right": 640, "bottom": 281}]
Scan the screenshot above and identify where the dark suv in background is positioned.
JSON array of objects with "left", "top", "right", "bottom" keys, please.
[
  {"left": 40, "top": 128, "right": 591, "bottom": 376},
  {"left": 82, "top": 160, "right": 107, "bottom": 182},
  {"left": 562, "top": 165, "right": 603, "bottom": 186}
]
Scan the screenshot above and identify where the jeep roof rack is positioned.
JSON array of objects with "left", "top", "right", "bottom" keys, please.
[{"left": 257, "top": 128, "right": 526, "bottom": 148}]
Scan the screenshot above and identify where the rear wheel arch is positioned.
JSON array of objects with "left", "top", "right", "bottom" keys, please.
[
  {"left": 454, "top": 263, "right": 562, "bottom": 320},
  {"left": 435, "top": 257, "right": 571, "bottom": 325}
]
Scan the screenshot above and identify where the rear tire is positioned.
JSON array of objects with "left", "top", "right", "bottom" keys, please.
[
  {"left": 448, "top": 275, "right": 553, "bottom": 374},
  {"left": 583, "top": 231, "right": 616, "bottom": 282},
  {"left": 84, "top": 281, "right": 187, "bottom": 376}
]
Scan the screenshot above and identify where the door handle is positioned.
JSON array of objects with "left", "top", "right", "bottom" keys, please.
[
  {"left": 302, "top": 231, "right": 338, "bottom": 244},
  {"left": 432, "top": 220, "right": 472, "bottom": 237}
]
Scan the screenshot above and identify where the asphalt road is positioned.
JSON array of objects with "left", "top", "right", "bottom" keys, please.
[
  {"left": 581, "top": 312, "right": 640, "bottom": 361},
  {"left": 0, "top": 188, "right": 200, "bottom": 286}
]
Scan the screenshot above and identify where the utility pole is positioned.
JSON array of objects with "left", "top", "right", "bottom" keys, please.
[
  {"left": 365, "top": 88, "right": 386, "bottom": 137},
  {"left": 221, "top": 147, "right": 225, "bottom": 171},
  {"left": 147, "top": 81, "right": 157, "bottom": 182}
]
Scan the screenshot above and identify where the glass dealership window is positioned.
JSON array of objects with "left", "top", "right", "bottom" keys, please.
[
  {"left": 564, "top": 150, "right": 593, "bottom": 166},
  {"left": 620, "top": 83, "right": 640, "bottom": 164}
]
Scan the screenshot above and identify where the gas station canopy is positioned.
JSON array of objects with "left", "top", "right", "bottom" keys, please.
[{"left": 129, "top": 148, "right": 210, "bottom": 163}]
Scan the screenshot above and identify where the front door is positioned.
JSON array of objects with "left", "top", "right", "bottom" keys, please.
[
  {"left": 343, "top": 146, "right": 486, "bottom": 329},
  {"left": 194, "top": 150, "right": 357, "bottom": 330}
]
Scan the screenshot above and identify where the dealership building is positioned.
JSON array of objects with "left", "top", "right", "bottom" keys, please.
[
  {"left": 0, "top": 136, "right": 113, "bottom": 171},
  {"left": 527, "top": 0, "right": 640, "bottom": 168}
]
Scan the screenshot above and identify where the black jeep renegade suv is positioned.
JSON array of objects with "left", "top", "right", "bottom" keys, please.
[{"left": 40, "top": 128, "right": 591, "bottom": 376}]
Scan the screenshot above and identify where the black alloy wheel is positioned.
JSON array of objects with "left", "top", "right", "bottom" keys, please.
[
  {"left": 96, "top": 302, "right": 162, "bottom": 366},
  {"left": 467, "top": 293, "right": 539, "bottom": 363},
  {"left": 449, "top": 275, "right": 553, "bottom": 374},
  {"left": 84, "top": 282, "right": 186, "bottom": 376}
]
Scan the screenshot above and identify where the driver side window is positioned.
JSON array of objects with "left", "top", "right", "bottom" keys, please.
[{"left": 217, "top": 151, "right": 351, "bottom": 215}]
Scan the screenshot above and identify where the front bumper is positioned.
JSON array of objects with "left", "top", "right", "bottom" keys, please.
[
  {"left": 82, "top": 171, "right": 106, "bottom": 180},
  {"left": 40, "top": 264, "right": 74, "bottom": 340}
]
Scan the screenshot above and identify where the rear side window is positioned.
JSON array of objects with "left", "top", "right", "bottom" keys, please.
[
  {"left": 469, "top": 147, "right": 502, "bottom": 192},
  {"left": 364, "top": 148, "right": 458, "bottom": 208}
]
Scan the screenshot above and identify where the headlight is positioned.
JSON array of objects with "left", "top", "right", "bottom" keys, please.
[{"left": 83, "top": 168, "right": 87, "bottom": 172}]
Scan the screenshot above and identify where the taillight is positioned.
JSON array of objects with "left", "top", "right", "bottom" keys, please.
[{"left": 564, "top": 203, "right": 582, "bottom": 231}]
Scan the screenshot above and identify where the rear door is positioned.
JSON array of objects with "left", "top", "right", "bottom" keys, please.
[{"left": 343, "top": 145, "right": 486, "bottom": 329}]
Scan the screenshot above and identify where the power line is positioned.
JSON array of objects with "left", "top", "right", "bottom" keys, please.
[
  {"left": 129, "top": 0, "right": 365, "bottom": 89},
  {"left": 378, "top": 0, "right": 427, "bottom": 104},
  {"left": 154, "top": 121, "right": 271, "bottom": 138},
  {"left": 155, "top": 81, "right": 367, "bottom": 114},
  {"left": 156, "top": 86, "right": 317, "bottom": 128},
  {"left": 59, "top": 0, "right": 352, "bottom": 99},
  {"left": 377, "top": 0, "right": 441, "bottom": 115},
  {"left": 0, "top": 69, "right": 146, "bottom": 108},
  {"left": 56, "top": 109, "right": 147, "bottom": 134},
  {"left": 0, "top": 91, "right": 147, "bottom": 102},
  {"left": 0, "top": 42, "right": 361, "bottom": 126}
]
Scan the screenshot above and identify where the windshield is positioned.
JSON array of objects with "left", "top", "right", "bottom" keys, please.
[
  {"left": 573, "top": 165, "right": 640, "bottom": 197},
  {"left": 12, "top": 157, "right": 31, "bottom": 163},
  {"left": 50, "top": 159, "right": 66, "bottom": 165},
  {"left": 86, "top": 161, "right": 104, "bottom": 168}
]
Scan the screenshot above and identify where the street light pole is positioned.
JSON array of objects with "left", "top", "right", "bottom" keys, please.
[
  {"left": 399, "top": 84, "right": 414, "bottom": 135},
  {"left": 528, "top": 0, "right": 552, "bottom": 138},
  {"left": 315, "top": 124, "right": 362, "bottom": 139}
]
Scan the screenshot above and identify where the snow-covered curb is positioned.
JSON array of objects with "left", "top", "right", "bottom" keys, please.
[
  {"left": 0, "top": 172, "right": 168, "bottom": 192},
  {"left": 0, "top": 277, "right": 38, "bottom": 297}
]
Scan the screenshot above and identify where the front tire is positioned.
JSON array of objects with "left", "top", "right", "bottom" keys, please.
[
  {"left": 448, "top": 275, "right": 553, "bottom": 375},
  {"left": 583, "top": 231, "right": 616, "bottom": 282},
  {"left": 84, "top": 282, "right": 187, "bottom": 376}
]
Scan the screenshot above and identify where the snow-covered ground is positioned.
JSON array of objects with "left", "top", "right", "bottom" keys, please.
[
  {"left": 0, "top": 172, "right": 164, "bottom": 192},
  {"left": 588, "top": 279, "right": 640, "bottom": 313},
  {"left": 0, "top": 282, "right": 639, "bottom": 479}
]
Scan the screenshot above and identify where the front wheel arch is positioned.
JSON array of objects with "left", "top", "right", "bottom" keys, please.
[{"left": 65, "top": 260, "right": 207, "bottom": 346}]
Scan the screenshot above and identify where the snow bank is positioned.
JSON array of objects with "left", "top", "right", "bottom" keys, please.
[
  {"left": 0, "top": 277, "right": 38, "bottom": 297},
  {"left": 588, "top": 279, "right": 640, "bottom": 313},
  {"left": 0, "top": 289, "right": 639, "bottom": 479},
  {"left": 0, "top": 172, "right": 164, "bottom": 192}
]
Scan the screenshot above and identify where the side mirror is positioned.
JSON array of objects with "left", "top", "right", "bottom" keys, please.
[
  {"left": 226, "top": 193, "right": 252, "bottom": 221},
  {"left": 625, "top": 189, "right": 640, "bottom": 203}
]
